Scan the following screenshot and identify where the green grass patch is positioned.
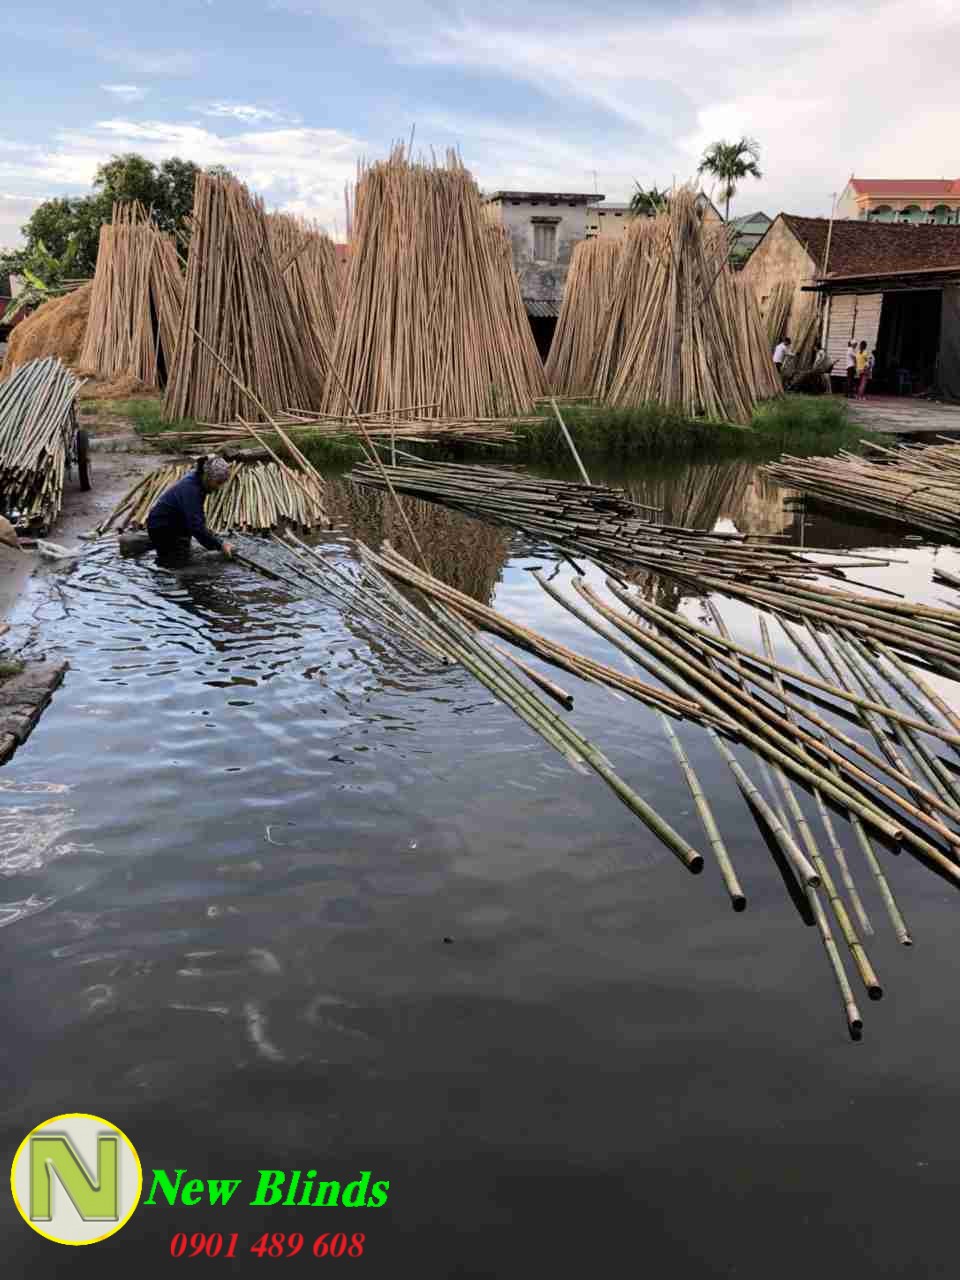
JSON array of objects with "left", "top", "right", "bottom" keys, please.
[{"left": 104, "top": 397, "right": 197, "bottom": 436}]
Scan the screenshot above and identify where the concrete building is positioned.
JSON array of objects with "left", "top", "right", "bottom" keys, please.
[
  {"left": 837, "top": 178, "right": 960, "bottom": 224},
  {"left": 585, "top": 201, "right": 632, "bottom": 240},
  {"left": 743, "top": 214, "right": 960, "bottom": 397},
  {"left": 483, "top": 190, "right": 600, "bottom": 354}
]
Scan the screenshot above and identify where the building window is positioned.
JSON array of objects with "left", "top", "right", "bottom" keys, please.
[{"left": 533, "top": 222, "right": 557, "bottom": 261}]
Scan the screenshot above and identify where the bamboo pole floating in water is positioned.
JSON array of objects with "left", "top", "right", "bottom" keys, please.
[{"left": 660, "top": 714, "right": 746, "bottom": 909}]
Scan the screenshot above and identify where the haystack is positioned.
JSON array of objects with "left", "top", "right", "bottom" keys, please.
[
  {"left": 592, "top": 187, "right": 781, "bottom": 424},
  {"left": 545, "top": 238, "right": 622, "bottom": 395},
  {"left": 267, "top": 212, "right": 340, "bottom": 380},
  {"left": 79, "top": 202, "right": 184, "bottom": 388},
  {"left": 164, "top": 173, "right": 325, "bottom": 424},
  {"left": 0, "top": 283, "right": 92, "bottom": 380},
  {"left": 324, "top": 146, "right": 543, "bottom": 421}
]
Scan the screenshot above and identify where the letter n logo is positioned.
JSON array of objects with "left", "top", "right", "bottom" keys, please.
[{"left": 10, "top": 1113, "right": 142, "bottom": 1245}]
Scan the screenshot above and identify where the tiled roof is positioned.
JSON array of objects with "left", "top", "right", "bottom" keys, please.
[
  {"left": 781, "top": 214, "right": 960, "bottom": 279},
  {"left": 485, "top": 191, "right": 601, "bottom": 205},
  {"left": 849, "top": 178, "right": 960, "bottom": 199}
]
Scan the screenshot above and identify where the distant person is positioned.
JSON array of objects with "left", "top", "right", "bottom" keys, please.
[
  {"left": 773, "top": 336, "right": 791, "bottom": 377},
  {"left": 845, "top": 341, "right": 857, "bottom": 397},
  {"left": 147, "top": 455, "right": 237, "bottom": 566},
  {"left": 855, "top": 341, "right": 871, "bottom": 401}
]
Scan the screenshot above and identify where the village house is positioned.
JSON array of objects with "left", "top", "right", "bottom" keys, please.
[
  {"left": 730, "top": 212, "right": 772, "bottom": 268},
  {"left": 743, "top": 214, "right": 960, "bottom": 399},
  {"left": 482, "top": 189, "right": 600, "bottom": 354},
  {"left": 837, "top": 178, "right": 960, "bottom": 225},
  {"left": 585, "top": 192, "right": 724, "bottom": 243}
]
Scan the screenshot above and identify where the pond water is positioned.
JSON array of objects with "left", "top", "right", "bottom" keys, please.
[{"left": 2, "top": 458, "right": 960, "bottom": 1277}]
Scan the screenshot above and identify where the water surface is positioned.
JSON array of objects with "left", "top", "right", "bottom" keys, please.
[{"left": 2, "top": 459, "right": 959, "bottom": 1277}]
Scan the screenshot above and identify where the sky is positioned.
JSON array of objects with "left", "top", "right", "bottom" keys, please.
[{"left": 2, "top": 0, "right": 959, "bottom": 247}]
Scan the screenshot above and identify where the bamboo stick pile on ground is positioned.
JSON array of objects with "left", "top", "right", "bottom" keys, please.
[
  {"left": 765, "top": 441, "right": 960, "bottom": 541},
  {"left": 164, "top": 173, "right": 325, "bottom": 424},
  {"left": 545, "top": 238, "right": 622, "bottom": 395},
  {"left": 79, "top": 202, "right": 184, "bottom": 387},
  {"left": 0, "top": 357, "right": 82, "bottom": 530},
  {"left": 323, "top": 147, "right": 544, "bottom": 422},
  {"left": 591, "top": 187, "right": 781, "bottom": 424},
  {"left": 484, "top": 217, "right": 548, "bottom": 400},
  {"left": 96, "top": 458, "right": 327, "bottom": 534}
]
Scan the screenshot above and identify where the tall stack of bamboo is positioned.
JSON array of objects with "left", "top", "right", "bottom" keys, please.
[
  {"left": 323, "top": 147, "right": 543, "bottom": 422},
  {"left": 268, "top": 212, "right": 340, "bottom": 379},
  {"left": 79, "top": 202, "right": 184, "bottom": 386},
  {"left": 0, "top": 357, "right": 81, "bottom": 529},
  {"left": 164, "top": 174, "right": 325, "bottom": 423},
  {"left": 484, "top": 216, "right": 547, "bottom": 399},
  {"left": 545, "top": 238, "right": 622, "bottom": 394},
  {"left": 592, "top": 187, "right": 782, "bottom": 424}
]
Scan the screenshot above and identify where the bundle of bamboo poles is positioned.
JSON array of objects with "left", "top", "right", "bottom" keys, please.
[
  {"left": 484, "top": 216, "right": 548, "bottom": 398},
  {"left": 765, "top": 441, "right": 960, "bottom": 541},
  {"left": 323, "top": 146, "right": 543, "bottom": 422},
  {"left": 348, "top": 456, "right": 903, "bottom": 586},
  {"left": 96, "top": 458, "right": 327, "bottom": 535},
  {"left": 268, "top": 212, "right": 340, "bottom": 380},
  {"left": 591, "top": 187, "right": 782, "bottom": 424},
  {"left": 545, "top": 238, "right": 622, "bottom": 394},
  {"left": 762, "top": 281, "right": 793, "bottom": 347},
  {"left": 0, "top": 357, "right": 82, "bottom": 529},
  {"left": 155, "top": 418, "right": 525, "bottom": 451},
  {"left": 79, "top": 202, "right": 184, "bottom": 387},
  {"left": 164, "top": 173, "right": 325, "bottom": 423},
  {"left": 326, "top": 541, "right": 960, "bottom": 1038}
]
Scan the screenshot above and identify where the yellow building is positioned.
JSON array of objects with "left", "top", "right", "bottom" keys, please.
[
  {"left": 837, "top": 178, "right": 960, "bottom": 224},
  {"left": 585, "top": 193, "right": 723, "bottom": 241}
]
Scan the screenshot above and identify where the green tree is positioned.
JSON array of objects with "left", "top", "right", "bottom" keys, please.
[
  {"left": 697, "top": 137, "right": 762, "bottom": 222},
  {"left": 629, "top": 184, "right": 670, "bottom": 217},
  {"left": 0, "top": 237, "right": 81, "bottom": 323},
  {"left": 9, "top": 153, "right": 235, "bottom": 279}
]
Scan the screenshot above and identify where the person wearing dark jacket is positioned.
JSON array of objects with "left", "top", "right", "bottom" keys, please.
[{"left": 146, "top": 455, "right": 236, "bottom": 565}]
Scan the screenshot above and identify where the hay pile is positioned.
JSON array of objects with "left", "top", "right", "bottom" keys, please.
[
  {"left": 164, "top": 173, "right": 325, "bottom": 424},
  {"left": 592, "top": 187, "right": 781, "bottom": 424},
  {"left": 323, "top": 146, "right": 544, "bottom": 421},
  {"left": 0, "top": 283, "right": 92, "bottom": 380},
  {"left": 79, "top": 202, "right": 184, "bottom": 388},
  {"left": 545, "top": 238, "right": 622, "bottom": 394}
]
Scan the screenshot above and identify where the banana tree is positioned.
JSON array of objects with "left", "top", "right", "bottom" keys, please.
[{"left": 2, "top": 237, "right": 80, "bottom": 324}]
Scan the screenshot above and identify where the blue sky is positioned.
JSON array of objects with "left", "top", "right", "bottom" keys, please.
[{"left": 2, "top": 1, "right": 958, "bottom": 245}]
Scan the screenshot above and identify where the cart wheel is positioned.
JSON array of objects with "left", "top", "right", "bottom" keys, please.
[{"left": 76, "top": 429, "right": 92, "bottom": 491}]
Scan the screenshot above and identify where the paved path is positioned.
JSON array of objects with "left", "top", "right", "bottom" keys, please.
[{"left": 846, "top": 395, "right": 960, "bottom": 436}]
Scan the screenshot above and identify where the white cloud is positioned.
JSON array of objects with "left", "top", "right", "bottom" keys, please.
[
  {"left": 279, "top": 0, "right": 960, "bottom": 218},
  {"left": 0, "top": 194, "right": 43, "bottom": 247},
  {"left": 202, "top": 103, "right": 299, "bottom": 125},
  {"left": 0, "top": 119, "right": 363, "bottom": 234},
  {"left": 101, "top": 84, "right": 147, "bottom": 103}
]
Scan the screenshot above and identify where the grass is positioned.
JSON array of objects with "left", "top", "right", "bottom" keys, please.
[
  {"left": 509, "top": 395, "right": 873, "bottom": 464},
  {"left": 79, "top": 396, "right": 198, "bottom": 438},
  {"left": 0, "top": 657, "right": 25, "bottom": 681}
]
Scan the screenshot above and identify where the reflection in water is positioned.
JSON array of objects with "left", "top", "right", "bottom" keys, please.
[{"left": 326, "top": 477, "right": 511, "bottom": 604}]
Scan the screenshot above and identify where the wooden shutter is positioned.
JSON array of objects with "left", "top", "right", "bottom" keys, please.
[{"left": 825, "top": 292, "right": 884, "bottom": 364}]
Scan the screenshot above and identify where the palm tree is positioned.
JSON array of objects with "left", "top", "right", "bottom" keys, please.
[
  {"left": 629, "top": 183, "right": 669, "bottom": 218},
  {"left": 697, "top": 138, "right": 762, "bottom": 222}
]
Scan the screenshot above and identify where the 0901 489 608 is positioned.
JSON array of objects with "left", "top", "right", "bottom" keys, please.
[{"left": 168, "top": 1231, "right": 366, "bottom": 1259}]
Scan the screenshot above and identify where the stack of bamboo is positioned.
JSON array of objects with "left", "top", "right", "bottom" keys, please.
[
  {"left": 323, "top": 147, "right": 543, "bottom": 422},
  {"left": 97, "top": 458, "right": 327, "bottom": 534},
  {"left": 546, "top": 238, "right": 622, "bottom": 394},
  {"left": 323, "top": 541, "right": 960, "bottom": 1038},
  {"left": 765, "top": 441, "right": 960, "bottom": 540},
  {"left": 592, "top": 187, "right": 781, "bottom": 424},
  {"left": 0, "top": 357, "right": 82, "bottom": 529},
  {"left": 268, "top": 212, "right": 340, "bottom": 380},
  {"left": 164, "top": 174, "right": 325, "bottom": 424},
  {"left": 79, "top": 202, "right": 184, "bottom": 387},
  {"left": 484, "top": 216, "right": 547, "bottom": 399}
]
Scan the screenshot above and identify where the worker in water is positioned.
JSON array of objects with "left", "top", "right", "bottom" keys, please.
[{"left": 146, "top": 455, "right": 236, "bottom": 565}]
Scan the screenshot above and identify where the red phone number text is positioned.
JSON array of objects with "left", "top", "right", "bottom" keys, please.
[{"left": 169, "top": 1232, "right": 366, "bottom": 1259}]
